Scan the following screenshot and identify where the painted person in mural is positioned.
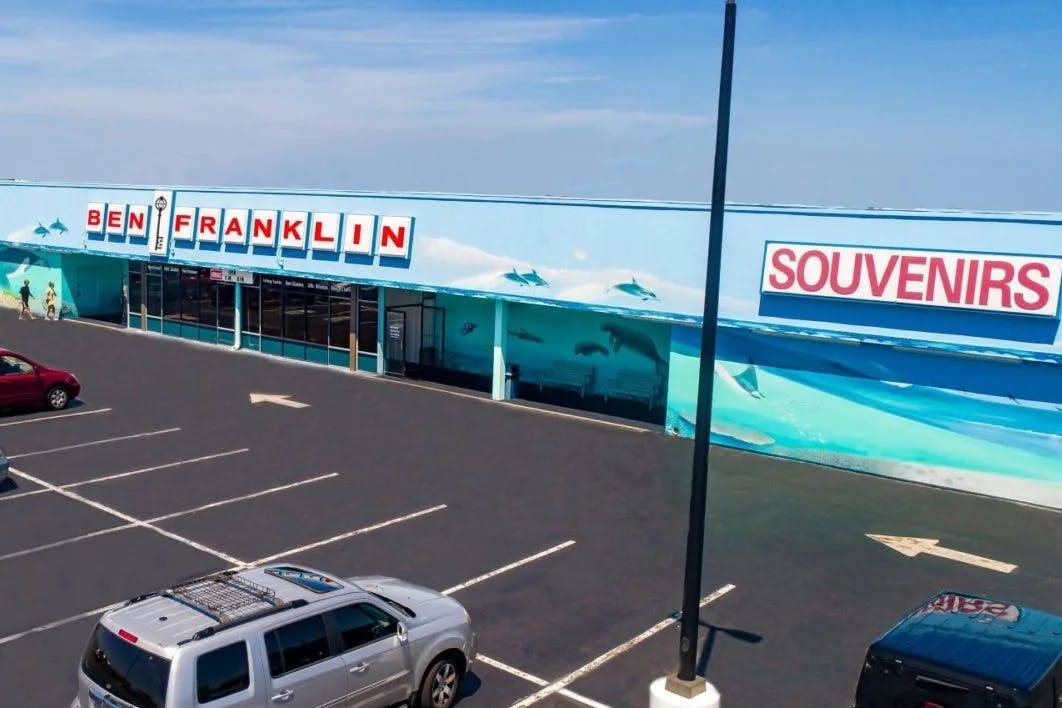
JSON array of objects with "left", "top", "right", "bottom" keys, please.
[
  {"left": 45, "top": 282, "right": 58, "bottom": 321},
  {"left": 18, "top": 279, "right": 35, "bottom": 320}
]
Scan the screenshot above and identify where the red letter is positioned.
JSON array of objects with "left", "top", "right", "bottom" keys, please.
[
  {"left": 224, "top": 217, "right": 243, "bottom": 236},
  {"left": 964, "top": 260, "right": 980, "bottom": 304},
  {"left": 978, "top": 260, "right": 1014, "bottom": 308},
  {"left": 828, "top": 252, "right": 861, "bottom": 295},
  {"left": 108, "top": 210, "right": 123, "bottom": 229},
  {"left": 926, "top": 257, "right": 963, "bottom": 304},
  {"left": 864, "top": 253, "right": 899, "bottom": 297},
  {"left": 767, "top": 247, "right": 796, "bottom": 289},
  {"left": 796, "top": 250, "right": 829, "bottom": 292},
  {"left": 282, "top": 218, "right": 303, "bottom": 241},
  {"left": 1015, "top": 262, "right": 1050, "bottom": 312},
  {"left": 174, "top": 213, "right": 192, "bottom": 233},
  {"left": 381, "top": 225, "right": 405, "bottom": 249},
  {"left": 896, "top": 255, "right": 927, "bottom": 301},
  {"left": 253, "top": 218, "right": 273, "bottom": 240},
  {"left": 313, "top": 221, "right": 334, "bottom": 245},
  {"left": 199, "top": 215, "right": 217, "bottom": 235},
  {"left": 87, "top": 209, "right": 101, "bottom": 227},
  {"left": 350, "top": 223, "right": 363, "bottom": 245},
  {"left": 128, "top": 211, "right": 144, "bottom": 231}
]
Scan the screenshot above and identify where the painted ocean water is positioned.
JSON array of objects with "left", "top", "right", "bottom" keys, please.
[{"left": 665, "top": 320, "right": 1062, "bottom": 509}]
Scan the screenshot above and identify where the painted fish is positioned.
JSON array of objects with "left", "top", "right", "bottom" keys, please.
[
  {"left": 601, "top": 322, "right": 667, "bottom": 372},
  {"left": 610, "top": 277, "right": 658, "bottom": 300},
  {"left": 460, "top": 321, "right": 477, "bottom": 335},
  {"left": 33, "top": 223, "right": 50, "bottom": 236},
  {"left": 520, "top": 269, "right": 549, "bottom": 287},
  {"left": 573, "top": 341, "right": 609, "bottom": 357},
  {"left": 508, "top": 328, "right": 545, "bottom": 344},
  {"left": 48, "top": 218, "right": 69, "bottom": 234},
  {"left": 503, "top": 268, "right": 531, "bottom": 286}
]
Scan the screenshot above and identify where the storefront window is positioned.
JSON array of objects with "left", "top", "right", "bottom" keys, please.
[
  {"left": 329, "top": 283, "right": 351, "bottom": 350},
  {"left": 179, "top": 266, "right": 199, "bottom": 322},
  {"left": 217, "top": 282, "right": 235, "bottom": 330},
  {"left": 357, "top": 286, "right": 378, "bottom": 354},
  {"left": 306, "top": 281, "right": 330, "bottom": 347},
  {"left": 197, "top": 268, "right": 217, "bottom": 327},
  {"left": 162, "top": 265, "right": 181, "bottom": 320},
  {"left": 128, "top": 262, "right": 142, "bottom": 313},
  {"left": 146, "top": 264, "right": 162, "bottom": 317},
  {"left": 283, "top": 279, "right": 308, "bottom": 342},
  {"left": 260, "top": 276, "right": 283, "bottom": 338},
  {"left": 241, "top": 286, "right": 260, "bottom": 334}
]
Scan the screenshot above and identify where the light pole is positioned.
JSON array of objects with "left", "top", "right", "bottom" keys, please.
[{"left": 650, "top": 1, "right": 737, "bottom": 706}]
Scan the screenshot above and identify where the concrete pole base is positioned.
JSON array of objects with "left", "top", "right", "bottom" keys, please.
[{"left": 649, "top": 676, "right": 721, "bottom": 707}]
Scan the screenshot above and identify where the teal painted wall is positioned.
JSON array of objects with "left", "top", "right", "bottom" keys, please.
[
  {"left": 0, "top": 246, "right": 65, "bottom": 317},
  {"left": 436, "top": 293, "right": 495, "bottom": 374},
  {"left": 506, "top": 302, "right": 670, "bottom": 399},
  {"left": 60, "top": 253, "right": 125, "bottom": 317}
]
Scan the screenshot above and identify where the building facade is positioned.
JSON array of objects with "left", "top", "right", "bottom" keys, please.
[{"left": 2, "top": 181, "right": 1060, "bottom": 509}]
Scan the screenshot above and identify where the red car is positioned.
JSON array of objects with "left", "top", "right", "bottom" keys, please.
[{"left": 0, "top": 348, "right": 81, "bottom": 411}]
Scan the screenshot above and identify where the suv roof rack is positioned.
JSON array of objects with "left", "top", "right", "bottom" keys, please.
[{"left": 126, "top": 569, "right": 308, "bottom": 643}]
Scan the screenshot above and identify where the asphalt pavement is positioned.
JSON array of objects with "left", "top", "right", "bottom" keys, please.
[{"left": 0, "top": 314, "right": 1059, "bottom": 707}]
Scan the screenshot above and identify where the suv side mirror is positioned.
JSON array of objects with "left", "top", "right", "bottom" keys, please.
[{"left": 396, "top": 622, "right": 408, "bottom": 643}]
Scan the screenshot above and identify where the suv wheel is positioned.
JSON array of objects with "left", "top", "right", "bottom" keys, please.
[
  {"left": 414, "top": 654, "right": 462, "bottom": 708},
  {"left": 45, "top": 386, "right": 69, "bottom": 410}
]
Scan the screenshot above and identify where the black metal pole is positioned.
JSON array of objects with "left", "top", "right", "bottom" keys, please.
[{"left": 675, "top": 0, "right": 737, "bottom": 685}]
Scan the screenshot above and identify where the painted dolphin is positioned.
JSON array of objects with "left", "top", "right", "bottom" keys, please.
[
  {"left": 600, "top": 322, "right": 667, "bottom": 372},
  {"left": 573, "top": 341, "right": 609, "bottom": 357},
  {"left": 520, "top": 269, "right": 549, "bottom": 287},
  {"left": 49, "top": 218, "right": 69, "bottom": 234},
  {"left": 1, "top": 247, "right": 50, "bottom": 279},
  {"left": 33, "top": 223, "right": 50, "bottom": 236},
  {"left": 503, "top": 268, "right": 531, "bottom": 286},
  {"left": 610, "top": 277, "right": 658, "bottom": 300}
]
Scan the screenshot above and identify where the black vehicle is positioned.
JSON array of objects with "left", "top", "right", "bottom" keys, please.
[{"left": 854, "top": 590, "right": 1062, "bottom": 707}]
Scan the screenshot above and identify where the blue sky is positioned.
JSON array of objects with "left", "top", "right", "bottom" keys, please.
[{"left": 1, "top": 0, "right": 1059, "bottom": 211}]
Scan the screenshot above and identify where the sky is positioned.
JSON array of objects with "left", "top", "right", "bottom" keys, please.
[{"left": 1, "top": 0, "right": 1060, "bottom": 212}]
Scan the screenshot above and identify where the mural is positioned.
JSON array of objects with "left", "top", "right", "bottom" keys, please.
[
  {"left": 666, "top": 322, "right": 1062, "bottom": 509},
  {"left": 0, "top": 246, "right": 66, "bottom": 318}
]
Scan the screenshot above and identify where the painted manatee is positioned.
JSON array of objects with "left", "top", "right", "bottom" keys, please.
[
  {"left": 600, "top": 322, "right": 667, "bottom": 371},
  {"left": 573, "top": 341, "right": 609, "bottom": 357}
]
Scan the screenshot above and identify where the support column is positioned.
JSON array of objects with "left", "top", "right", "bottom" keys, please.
[
  {"left": 349, "top": 286, "right": 359, "bottom": 371},
  {"left": 233, "top": 282, "right": 243, "bottom": 350},
  {"left": 376, "top": 287, "right": 386, "bottom": 374},
  {"left": 139, "top": 262, "right": 147, "bottom": 331},
  {"left": 491, "top": 299, "right": 508, "bottom": 400}
]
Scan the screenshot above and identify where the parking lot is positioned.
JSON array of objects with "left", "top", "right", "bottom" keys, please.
[{"left": 1, "top": 317, "right": 1060, "bottom": 707}]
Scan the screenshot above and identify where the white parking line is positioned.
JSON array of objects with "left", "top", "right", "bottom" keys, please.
[
  {"left": 0, "top": 487, "right": 50, "bottom": 502},
  {"left": 0, "top": 474, "right": 341, "bottom": 563},
  {"left": 63, "top": 448, "right": 250, "bottom": 489},
  {"left": 8, "top": 427, "right": 181, "bottom": 459},
  {"left": 0, "top": 407, "right": 113, "bottom": 428},
  {"left": 509, "top": 584, "right": 737, "bottom": 707},
  {"left": 478, "top": 655, "right": 612, "bottom": 708},
  {"left": 8, "top": 466, "right": 246, "bottom": 566},
  {"left": 442, "top": 540, "right": 576, "bottom": 595},
  {"left": 0, "top": 602, "right": 125, "bottom": 647},
  {"left": 244, "top": 504, "right": 448, "bottom": 567}
]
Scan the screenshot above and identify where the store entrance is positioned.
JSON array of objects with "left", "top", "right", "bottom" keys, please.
[{"left": 384, "top": 301, "right": 445, "bottom": 377}]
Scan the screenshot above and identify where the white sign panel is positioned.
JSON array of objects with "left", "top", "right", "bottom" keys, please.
[
  {"left": 172, "top": 206, "right": 197, "bottom": 241},
  {"left": 148, "top": 190, "right": 174, "bottom": 256},
  {"left": 761, "top": 242, "right": 1062, "bottom": 317},
  {"left": 250, "top": 209, "right": 278, "bottom": 247},
  {"left": 342, "top": 214, "right": 376, "bottom": 256},
  {"left": 377, "top": 216, "right": 413, "bottom": 259},
  {"left": 126, "top": 204, "right": 149, "bottom": 238},
  {"left": 310, "top": 212, "right": 340, "bottom": 252},
  {"left": 105, "top": 203, "right": 127, "bottom": 237},
  {"left": 279, "top": 211, "right": 308, "bottom": 250},
  {"left": 196, "top": 208, "right": 222, "bottom": 243},
  {"left": 222, "top": 209, "right": 249, "bottom": 245}
]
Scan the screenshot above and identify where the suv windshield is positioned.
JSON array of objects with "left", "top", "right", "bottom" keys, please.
[{"left": 81, "top": 624, "right": 170, "bottom": 708}]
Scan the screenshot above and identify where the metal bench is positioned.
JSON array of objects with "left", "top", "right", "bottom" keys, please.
[
  {"left": 603, "top": 369, "right": 662, "bottom": 408},
  {"left": 538, "top": 360, "right": 596, "bottom": 397}
]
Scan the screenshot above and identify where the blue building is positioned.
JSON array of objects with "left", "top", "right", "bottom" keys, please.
[{"left": 2, "top": 180, "right": 1060, "bottom": 509}]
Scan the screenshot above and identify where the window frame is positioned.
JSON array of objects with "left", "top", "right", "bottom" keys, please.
[
  {"left": 194, "top": 640, "right": 251, "bottom": 705},
  {"left": 262, "top": 613, "right": 335, "bottom": 679}
]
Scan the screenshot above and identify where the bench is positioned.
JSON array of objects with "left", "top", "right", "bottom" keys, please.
[
  {"left": 538, "top": 360, "right": 596, "bottom": 397},
  {"left": 604, "top": 369, "right": 662, "bottom": 409}
]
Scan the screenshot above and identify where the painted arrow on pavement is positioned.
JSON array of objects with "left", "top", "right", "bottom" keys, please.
[
  {"left": 867, "top": 534, "right": 1017, "bottom": 574},
  {"left": 249, "top": 393, "right": 310, "bottom": 409}
]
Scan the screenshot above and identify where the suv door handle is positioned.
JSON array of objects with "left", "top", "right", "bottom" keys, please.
[
  {"left": 349, "top": 662, "right": 370, "bottom": 674},
  {"left": 271, "top": 688, "right": 294, "bottom": 703}
]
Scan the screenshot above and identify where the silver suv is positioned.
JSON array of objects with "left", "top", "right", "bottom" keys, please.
[{"left": 72, "top": 564, "right": 476, "bottom": 708}]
